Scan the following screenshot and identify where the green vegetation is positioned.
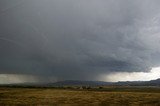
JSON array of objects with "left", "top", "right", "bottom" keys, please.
[{"left": 0, "top": 86, "right": 160, "bottom": 105}]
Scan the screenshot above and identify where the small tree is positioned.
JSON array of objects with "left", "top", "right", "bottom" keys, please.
[{"left": 99, "top": 86, "right": 103, "bottom": 89}]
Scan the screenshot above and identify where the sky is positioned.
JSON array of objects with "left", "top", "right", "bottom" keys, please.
[{"left": 0, "top": 0, "right": 160, "bottom": 83}]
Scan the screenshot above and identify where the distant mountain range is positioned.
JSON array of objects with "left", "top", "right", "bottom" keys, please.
[
  {"left": 1, "top": 78, "right": 160, "bottom": 87},
  {"left": 115, "top": 78, "right": 160, "bottom": 86},
  {"left": 46, "top": 80, "right": 112, "bottom": 86},
  {"left": 46, "top": 78, "right": 160, "bottom": 86}
]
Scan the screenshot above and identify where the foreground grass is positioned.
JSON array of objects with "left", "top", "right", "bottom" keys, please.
[{"left": 0, "top": 87, "right": 160, "bottom": 106}]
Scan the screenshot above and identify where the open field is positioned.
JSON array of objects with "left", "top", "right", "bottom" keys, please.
[{"left": 0, "top": 87, "right": 160, "bottom": 106}]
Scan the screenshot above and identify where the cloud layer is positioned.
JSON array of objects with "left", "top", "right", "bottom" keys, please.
[{"left": 0, "top": 0, "right": 160, "bottom": 81}]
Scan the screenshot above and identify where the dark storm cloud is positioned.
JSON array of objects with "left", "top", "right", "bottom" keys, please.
[{"left": 0, "top": 0, "right": 160, "bottom": 80}]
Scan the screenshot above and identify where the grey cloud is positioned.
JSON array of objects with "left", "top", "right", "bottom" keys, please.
[{"left": 0, "top": 0, "right": 160, "bottom": 81}]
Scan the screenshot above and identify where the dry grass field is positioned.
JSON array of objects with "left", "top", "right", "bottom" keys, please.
[{"left": 0, "top": 87, "right": 160, "bottom": 106}]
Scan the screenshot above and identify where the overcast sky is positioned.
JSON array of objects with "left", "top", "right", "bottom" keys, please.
[{"left": 0, "top": 0, "right": 160, "bottom": 83}]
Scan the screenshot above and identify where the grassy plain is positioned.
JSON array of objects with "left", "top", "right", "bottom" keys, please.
[{"left": 0, "top": 86, "right": 160, "bottom": 106}]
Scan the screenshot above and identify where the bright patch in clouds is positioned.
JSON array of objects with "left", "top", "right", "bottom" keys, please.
[
  {"left": 0, "top": 74, "right": 38, "bottom": 84},
  {"left": 100, "top": 67, "right": 160, "bottom": 82}
]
